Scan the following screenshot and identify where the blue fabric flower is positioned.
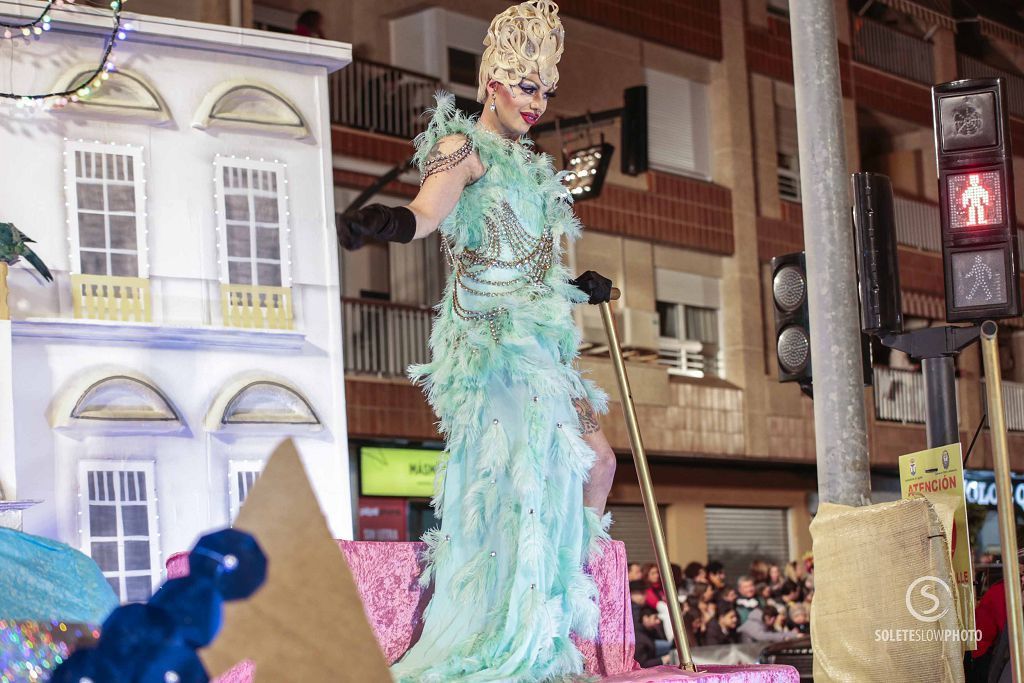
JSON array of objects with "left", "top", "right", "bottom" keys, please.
[
  {"left": 137, "top": 640, "right": 209, "bottom": 683},
  {"left": 49, "top": 647, "right": 123, "bottom": 683},
  {"left": 97, "top": 603, "right": 178, "bottom": 679},
  {"left": 150, "top": 576, "right": 223, "bottom": 647},
  {"left": 189, "top": 529, "right": 267, "bottom": 601}
]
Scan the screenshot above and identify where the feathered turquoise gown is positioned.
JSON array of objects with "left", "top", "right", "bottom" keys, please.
[{"left": 390, "top": 94, "right": 611, "bottom": 683}]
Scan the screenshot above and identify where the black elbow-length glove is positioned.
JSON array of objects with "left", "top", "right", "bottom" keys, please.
[{"left": 337, "top": 204, "right": 417, "bottom": 251}]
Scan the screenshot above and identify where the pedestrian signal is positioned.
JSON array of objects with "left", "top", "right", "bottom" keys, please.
[{"left": 932, "top": 78, "right": 1020, "bottom": 321}]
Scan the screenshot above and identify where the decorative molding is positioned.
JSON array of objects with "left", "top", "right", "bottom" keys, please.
[{"left": 12, "top": 318, "right": 305, "bottom": 350}]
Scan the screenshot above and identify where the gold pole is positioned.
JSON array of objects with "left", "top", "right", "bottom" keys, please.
[
  {"left": 0, "top": 262, "right": 9, "bottom": 321},
  {"left": 980, "top": 319, "right": 1024, "bottom": 683},
  {"left": 599, "top": 292, "right": 695, "bottom": 671}
]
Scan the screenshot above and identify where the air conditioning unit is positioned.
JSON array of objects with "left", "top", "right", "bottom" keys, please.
[
  {"left": 618, "top": 307, "right": 660, "bottom": 351},
  {"left": 574, "top": 305, "right": 605, "bottom": 347}
]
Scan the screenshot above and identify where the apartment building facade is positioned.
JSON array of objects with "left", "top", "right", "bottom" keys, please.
[
  {"left": 129, "top": 0, "right": 1024, "bottom": 578},
  {"left": 0, "top": 0, "right": 352, "bottom": 601}
]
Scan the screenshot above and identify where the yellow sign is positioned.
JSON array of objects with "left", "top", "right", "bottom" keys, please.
[
  {"left": 360, "top": 447, "right": 441, "bottom": 497},
  {"left": 899, "top": 443, "right": 976, "bottom": 650}
]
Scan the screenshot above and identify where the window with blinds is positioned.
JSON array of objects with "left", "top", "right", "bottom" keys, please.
[
  {"left": 607, "top": 504, "right": 666, "bottom": 565},
  {"left": 66, "top": 144, "right": 145, "bottom": 277},
  {"left": 775, "top": 104, "right": 801, "bottom": 202},
  {"left": 228, "top": 460, "right": 263, "bottom": 521},
  {"left": 215, "top": 160, "right": 289, "bottom": 288},
  {"left": 78, "top": 462, "right": 159, "bottom": 603},
  {"left": 654, "top": 268, "right": 722, "bottom": 378},
  {"left": 705, "top": 506, "right": 790, "bottom": 584},
  {"left": 644, "top": 68, "right": 711, "bottom": 180}
]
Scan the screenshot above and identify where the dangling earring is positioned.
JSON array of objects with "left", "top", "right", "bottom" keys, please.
[{"left": 489, "top": 94, "right": 496, "bottom": 112}]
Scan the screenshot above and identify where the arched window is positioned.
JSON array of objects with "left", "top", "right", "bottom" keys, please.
[
  {"left": 193, "top": 82, "right": 309, "bottom": 138},
  {"left": 222, "top": 381, "right": 319, "bottom": 425},
  {"left": 52, "top": 67, "right": 170, "bottom": 123},
  {"left": 52, "top": 371, "right": 184, "bottom": 434},
  {"left": 205, "top": 377, "right": 320, "bottom": 433}
]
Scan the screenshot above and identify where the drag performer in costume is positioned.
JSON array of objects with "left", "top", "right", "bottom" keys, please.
[{"left": 338, "top": 2, "right": 618, "bottom": 679}]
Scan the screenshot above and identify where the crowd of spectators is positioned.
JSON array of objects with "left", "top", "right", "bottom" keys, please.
[{"left": 628, "top": 556, "right": 814, "bottom": 666}]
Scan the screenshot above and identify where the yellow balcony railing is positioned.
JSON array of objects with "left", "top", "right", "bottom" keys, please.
[
  {"left": 71, "top": 274, "right": 152, "bottom": 323},
  {"left": 221, "top": 283, "right": 294, "bottom": 330}
]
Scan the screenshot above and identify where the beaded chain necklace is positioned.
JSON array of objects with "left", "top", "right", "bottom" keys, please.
[{"left": 442, "top": 200, "right": 554, "bottom": 341}]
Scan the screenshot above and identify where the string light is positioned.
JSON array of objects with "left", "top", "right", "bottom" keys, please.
[
  {"left": 0, "top": 0, "right": 59, "bottom": 37},
  {"left": 1, "top": 0, "right": 130, "bottom": 106}
]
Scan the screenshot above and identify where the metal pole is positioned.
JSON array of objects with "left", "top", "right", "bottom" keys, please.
[
  {"left": 980, "top": 320, "right": 1024, "bottom": 683},
  {"left": 599, "top": 297, "right": 695, "bottom": 672},
  {"left": 922, "top": 356, "right": 959, "bottom": 448},
  {"left": 789, "top": 0, "right": 871, "bottom": 505}
]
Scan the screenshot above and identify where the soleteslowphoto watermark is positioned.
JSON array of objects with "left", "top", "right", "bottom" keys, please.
[{"left": 873, "top": 575, "right": 982, "bottom": 643}]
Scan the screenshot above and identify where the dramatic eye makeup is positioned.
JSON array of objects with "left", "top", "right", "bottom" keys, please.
[{"left": 515, "top": 81, "right": 556, "bottom": 99}]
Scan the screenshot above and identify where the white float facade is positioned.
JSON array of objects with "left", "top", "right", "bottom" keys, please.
[{"left": 0, "top": 0, "right": 353, "bottom": 602}]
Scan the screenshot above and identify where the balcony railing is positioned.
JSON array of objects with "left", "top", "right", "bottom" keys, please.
[
  {"left": 343, "top": 297, "right": 432, "bottom": 376},
  {"left": 957, "top": 54, "right": 1024, "bottom": 120},
  {"left": 658, "top": 338, "right": 721, "bottom": 379},
  {"left": 71, "top": 274, "right": 152, "bottom": 323},
  {"left": 853, "top": 17, "right": 934, "bottom": 85},
  {"left": 873, "top": 365, "right": 927, "bottom": 424},
  {"left": 329, "top": 58, "right": 442, "bottom": 140},
  {"left": 221, "top": 284, "right": 294, "bottom": 330},
  {"left": 982, "top": 379, "right": 1024, "bottom": 432},
  {"left": 893, "top": 195, "right": 941, "bottom": 252}
]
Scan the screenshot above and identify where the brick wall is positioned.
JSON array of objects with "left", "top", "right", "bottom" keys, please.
[
  {"left": 559, "top": 0, "right": 722, "bottom": 60},
  {"left": 334, "top": 169, "right": 418, "bottom": 199},
  {"left": 332, "top": 128, "right": 413, "bottom": 167},
  {"left": 574, "top": 172, "right": 734, "bottom": 255},
  {"left": 850, "top": 63, "right": 931, "bottom": 127},
  {"left": 746, "top": 17, "right": 852, "bottom": 95},
  {"left": 346, "top": 378, "right": 438, "bottom": 440}
]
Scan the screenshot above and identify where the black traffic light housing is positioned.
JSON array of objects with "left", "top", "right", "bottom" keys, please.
[
  {"left": 851, "top": 172, "right": 903, "bottom": 336},
  {"left": 771, "top": 251, "right": 873, "bottom": 396},
  {"left": 771, "top": 252, "right": 812, "bottom": 386},
  {"left": 932, "top": 78, "right": 1020, "bottom": 322}
]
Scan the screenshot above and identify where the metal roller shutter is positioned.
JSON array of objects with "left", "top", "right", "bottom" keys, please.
[
  {"left": 608, "top": 504, "right": 665, "bottom": 565},
  {"left": 705, "top": 506, "right": 790, "bottom": 583}
]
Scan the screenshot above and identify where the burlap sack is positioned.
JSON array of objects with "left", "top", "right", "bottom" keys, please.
[{"left": 811, "top": 498, "right": 964, "bottom": 683}]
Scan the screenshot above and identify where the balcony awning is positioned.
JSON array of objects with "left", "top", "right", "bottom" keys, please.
[{"left": 876, "top": 0, "right": 955, "bottom": 31}]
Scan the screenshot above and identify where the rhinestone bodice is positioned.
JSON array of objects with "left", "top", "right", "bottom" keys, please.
[{"left": 443, "top": 199, "right": 554, "bottom": 340}]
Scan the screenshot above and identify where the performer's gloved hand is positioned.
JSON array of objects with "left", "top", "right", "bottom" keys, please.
[
  {"left": 570, "top": 270, "right": 613, "bottom": 304},
  {"left": 337, "top": 204, "right": 417, "bottom": 251}
]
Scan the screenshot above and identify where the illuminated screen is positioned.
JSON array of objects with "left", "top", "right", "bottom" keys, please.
[
  {"left": 938, "top": 92, "right": 997, "bottom": 152},
  {"left": 360, "top": 447, "right": 442, "bottom": 497},
  {"left": 951, "top": 248, "right": 1007, "bottom": 309},
  {"left": 946, "top": 171, "right": 1004, "bottom": 229}
]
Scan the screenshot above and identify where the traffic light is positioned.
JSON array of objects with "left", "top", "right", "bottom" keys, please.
[
  {"left": 771, "top": 252, "right": 811, "bottom": 384},
  {"left": 932, "top": 78, "right": 1020, "bottom": 322},
  {"left": 851, "top": 172, "right": 903, "bottom": 335},
  {"left": 771, "top": 251, "right": 874, "bottom": 393}
]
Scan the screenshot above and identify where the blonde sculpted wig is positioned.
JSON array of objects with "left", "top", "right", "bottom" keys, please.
[{"left": 476, "top": 0, "right": 565, "bottom": 103}]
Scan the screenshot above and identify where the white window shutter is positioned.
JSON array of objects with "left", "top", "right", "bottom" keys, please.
[{"left": 644, "top": 68, "right": 711, "bottom": 180}]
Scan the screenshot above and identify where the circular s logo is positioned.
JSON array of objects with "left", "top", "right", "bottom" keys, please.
[{"left": 906, "top": 576, "right": 953, "bottom": 622}]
